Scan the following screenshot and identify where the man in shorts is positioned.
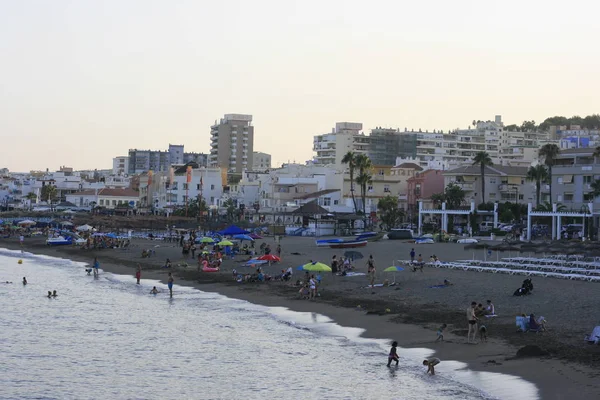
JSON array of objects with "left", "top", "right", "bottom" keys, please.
[{"left": 467, "top": 301, "right": 478, "bottom": 343}]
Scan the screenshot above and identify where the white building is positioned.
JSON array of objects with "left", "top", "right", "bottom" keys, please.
[
  {"left": 66, "top": 188, "right": 140, "bottom": 209},
  {"left": 313, "top": 122, "right": 368, "bottom": 167},
  {"left": 252, "top": 152, "right": 272, "bottom": 171},
  {"left": 112, "top": 156, "right": 129, "bottom": 176}
]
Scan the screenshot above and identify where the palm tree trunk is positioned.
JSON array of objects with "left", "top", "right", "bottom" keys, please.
[
  {"left": 535, "top": 181, "right": 541, "bottom": 207},
  {"left": 480, "top": 164, "right": 486, "bottom": 204},
  {"left": 349, "top": 171, "right": 358, "bottom": 213},
  {"left": 548, "top": 166, "right": 553, "bottom": 203}
]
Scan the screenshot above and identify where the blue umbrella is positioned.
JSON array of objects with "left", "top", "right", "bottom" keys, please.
[
  {"left": 106, "top": 233, "right": 118, "bottom": 239},
  {"left": 233, "top": 234, "right": 254, "bottom": 241}
]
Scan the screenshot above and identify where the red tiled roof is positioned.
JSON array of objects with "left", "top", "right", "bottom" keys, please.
[
  {"left": 392, "top": 163, "right": 423, "bottom": 170},
  {"left": 68, "top": 188, "right": 139, "bottom": 197}
]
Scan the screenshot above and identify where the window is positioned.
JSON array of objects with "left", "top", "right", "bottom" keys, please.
[
  {"left": 384, "top": 184, "right": 390, "bottom": 193},
  {"left": 557, "top": 177, "right": 563, "bottom": 184},
  {"left": 368, "top": 185, "right": 374, "bottom": 192},
  {"left": 583, "top": 176, "right": 592, "bottom": 184},
  {"left": 378, "top": 169, "right": 385, "bottom": 176},
  {"left": 563, "top": 175, "right": 574, "bottom": 184},
  {"left": 521, "top": 179, "right": 525, "bottom": 184},
  {"left": 584, "top": 192, "right": 594, "bottom": 201},
  {"left": 489, "top": 178, "right": 496, "bottom": 184},
  {"left": 489, "top": 192, "right": 496, "bottom": 198},
  {"left": 196, "top": 184, "right": 201, "bottom": 190},
  {"left": 518, "top": 194, "right": 524, "bottom": 200},
  {"left": 99, "top": 199, "right": 104, "bottom": 205},
  {"left": 210, "top": 184, "right": 215, "bottom": 190},
  {"left": 564, "top": 193, "right": 574, "bottom": 201},
  {"left": 183, "top": 183, "right": 188, "bottom": 190},
  {"left": 322, "top": 197, "right": 331, "bottom": 206},
  {"left": 333, "top": 200, "right": 339, "bottom": 205},
  {"left": 112, "top": 200, "right": 117, "bottom": 206}
]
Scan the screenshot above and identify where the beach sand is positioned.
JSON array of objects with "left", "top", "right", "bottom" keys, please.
[{"left": 4, "top": 236, "right": 600, "bottom": 399}]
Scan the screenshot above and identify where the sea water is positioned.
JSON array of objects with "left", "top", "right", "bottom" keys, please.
[{"left": 0, "top": 249, "right": 538, "bottom": 400}]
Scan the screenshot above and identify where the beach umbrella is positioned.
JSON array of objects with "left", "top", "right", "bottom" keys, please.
[
  {"left": 233, "top": 234, "right": 254, "bottom": 241},
  {"left": 243, "top": 259, "right": 268, "bottom": 267},
  {"left": 258, "top": 254, "right": 281, "bottom": 262},
  {"left": 200, "top": 237, "right": 215, "bottom": 243},
  {"left": 217, "top": 240, "right": 233, "bottom": 246},
  {"left": 344, "top": 250, "right": 364, "bottom": 260},
  {"left": 76, "top": 224, "right": 93, "bottom": 232},
  {"left": 60, "top": 221, "right": 73, "bottom": 226},
  {"left": 17, "top": 219, "right": 36, "bottom": 226},
  {"left": 302, "top": 261, "right": 332, "bottom": 272},
  {"left": 384, "top": 265, "right": 405, "bottom": 284},
  {"left": 105, "top": 233, "right": 118, "bottom": 239}
]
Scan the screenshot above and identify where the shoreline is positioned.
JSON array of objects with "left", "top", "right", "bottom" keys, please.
[{"left": 3, "top": 238, "right": 600, "bottom": 399}]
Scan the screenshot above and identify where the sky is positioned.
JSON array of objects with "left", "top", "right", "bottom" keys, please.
[{"left": 1, "top": 0, "right": 599, "bottom": 172}]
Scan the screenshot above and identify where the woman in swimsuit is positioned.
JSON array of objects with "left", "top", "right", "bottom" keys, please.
[{"left": 135, "top": 264, "right": 141, "bottom": 284}]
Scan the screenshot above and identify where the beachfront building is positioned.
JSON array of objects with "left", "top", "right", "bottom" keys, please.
[
  {"left": 66, "top": 188, "right": 140, "bottom": 209},
  {"left": 0, "top": 174, "right": 37, "bottom": 210},
  {"left": 443, "top": 165, "right": 535, "bottom": 205},
  {"left": 252, "top": 152, "right": 271, "bottom": 171},
  {"left": 127, "top": 144, "right": 207, "bottom": 175},
  {"left": 366, "top": 127, "right": 417, "bottom": 166},
  {"left": 406, "top": 169, "right": 445, "bottom": 212},
  {"left": 209, "top": 114, "right": 254, "bottom": 173},
  {"left": 556, "top": 126, "right": 600, "bottom": 150},
  {"left": 549, "top": 148, "right": 600, "bottom": 212}
]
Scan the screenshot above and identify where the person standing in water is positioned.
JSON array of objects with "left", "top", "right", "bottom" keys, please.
[
  {"left": 93, "top": 258, "right": 100, "bottom": 277},
  {"left": 387, "top": 341, "right": 399, "bottom": 367},
  {"left": 423, "top": 357, "right": 441, "bottom": 375},
  {"left": 22, "top": 277, "right": 27, "bottom": 285},
  {"left": 167, "top": 272, "right": 174, "bottom": 298},
  {"left": 135, "top": 264, "right": 141, "bottom": 284}
]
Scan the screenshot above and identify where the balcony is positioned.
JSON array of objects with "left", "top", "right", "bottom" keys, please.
[
  {"left": 498, "top": 183, "right": 518, "bottom": 192},
  {"left": 454, "top": 182, "right": 474, "bottom": 191}
]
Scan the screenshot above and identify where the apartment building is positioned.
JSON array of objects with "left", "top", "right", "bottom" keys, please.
[
  {"left": 313, "top": 122, "right": 367, "bottom": 167},
  {"left": 112, "top": 156, "right": 129, "bottom": 176},
  {"left": 443, "top": 165, "right": 534, "bottom": 204},
  {"left": 550, "top": 148, "right": 600, "bottom": 211},
  {"left": 367, "top": 127, "right": 417, "bottom": 165},
  {"left": 252, "top": 152, "right": 272, "bottom": 171},
  {"left": 66, "top": 188, "right": 140, "bottom": 209},
  {"left": 209, "top": 114, "right": 254, "bottom": 173},
  {"left": 127, "top": 144, "right": 207, "bottom": 174},
  {"left": 406, "top": 169, "right": 445, "bottom": 210}
]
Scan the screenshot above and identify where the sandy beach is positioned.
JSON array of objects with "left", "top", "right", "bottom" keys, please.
[{"left": 3, "top": 235, "right": 600, "bottom": 399}]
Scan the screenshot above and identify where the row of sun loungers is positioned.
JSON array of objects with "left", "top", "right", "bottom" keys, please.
[{"left": 428, "top": 261, "right": 600, "bottom": 282}]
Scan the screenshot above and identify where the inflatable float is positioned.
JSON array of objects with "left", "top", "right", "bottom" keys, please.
[{"left": 202, "top": 266, "right": 220, "bottom": 273}]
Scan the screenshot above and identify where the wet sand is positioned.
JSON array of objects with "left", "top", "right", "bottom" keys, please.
[{"left": 4, "top": 236, "right": 600, "bottom": 399}]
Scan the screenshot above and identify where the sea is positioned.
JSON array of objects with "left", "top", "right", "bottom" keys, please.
[{"left": 0, "top": 248, "right": 538, "bottom": 400}]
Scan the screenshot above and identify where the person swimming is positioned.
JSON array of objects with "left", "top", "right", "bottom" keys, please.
[
  {"left": 150, "top": 286, "right": 159, "bottom": 294},
  {"left": 52, "top": 290, "right": 57, "bottom": 297},
  {"left": 47, "top": 291, "right": 52, "bottom": 298},
  {"left": 22, "top": 277, "right": 27, "bottom": 285}
]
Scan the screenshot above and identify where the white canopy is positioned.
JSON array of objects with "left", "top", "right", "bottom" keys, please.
[
  {"left": 76, "top": 224, "right": 93, "bottom": 232},
  {"left": 17, "top": 219, "right": 36, "bottom": 225},
  {"left": 60, "top": 221, "right": 74, "bottom": 226}
]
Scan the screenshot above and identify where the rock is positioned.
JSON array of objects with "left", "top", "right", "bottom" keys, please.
[{"left": 516, "top": 345, "right": 549, "bottom": 358}]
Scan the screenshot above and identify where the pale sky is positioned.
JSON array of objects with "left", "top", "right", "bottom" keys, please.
[{"left": 1, "top": 0, "right": 599, "bottom": 172}]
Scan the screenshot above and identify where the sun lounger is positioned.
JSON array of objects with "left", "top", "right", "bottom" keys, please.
[{"left": 585, "top": 326, "right": 600, "bottom": 344}]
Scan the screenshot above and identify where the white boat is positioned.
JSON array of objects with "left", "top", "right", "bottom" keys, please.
[
  {"left": 46, "top": 236, "right": 73, "bottom": 246},
  {"left": 457, "top": 238, "right": 478, "bottom": 244}
]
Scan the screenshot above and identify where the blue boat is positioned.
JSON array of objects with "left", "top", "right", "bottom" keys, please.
[
  {"left": 46, "top": 236, "right": 73, "bottom": 246},
  {"left": 315, "top": 238, "right": 344, "bottom": 247}
]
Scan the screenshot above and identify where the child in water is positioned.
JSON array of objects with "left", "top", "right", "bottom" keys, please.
[
  {"left": 150, "top": 286, "right": 159, "bottom": 294},
  {"left": 423, "top": 357, "right": 441, "bottom": 375},
  {"left": 387, "top": 341, "right": 399, "bottom": 367}
]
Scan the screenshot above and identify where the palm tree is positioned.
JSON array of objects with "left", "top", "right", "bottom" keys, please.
[
  {"left": 354, "top": 154, "right": 373, "bottom": 215},
  {"left": 25, "top": 192, "right": 37, "bottom": 210},
  {"left": 341, "top": 151, "right": 358, "bottom": 213},
  {"left": 526, "top": 164, "right": 549, "bottom": 206},
  {"left": 472, "top": 152, "right": 493, "bottom": 205},
  {"left": 538, "top": 144, "right": 560, "bottom": 203},
  {"left": 591, "top": 179, "right": 600, "bottom": 199}
]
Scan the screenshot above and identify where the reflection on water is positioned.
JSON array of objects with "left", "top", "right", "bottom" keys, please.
[{"left": 0, "top": 249, "right": 538, "bottom": 400}]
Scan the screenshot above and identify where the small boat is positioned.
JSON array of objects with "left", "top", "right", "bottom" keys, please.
[
  {"left": 357, "top": 232, "right": 384, "bottom": 242},
  {"left": 329, "top": 240, "right": 367, "bottom": 249},
  {"left": 414, "top": 238, "right": 435, "bottom": 244},
  {"left": 46, "top": 236, "right": 73, "bottom": 246},
  {"left": 387, "top": 229, "right": 414, "bottom": 240},
  {"left": 316, "top": 238, "right": 344, "bottom": 247}
]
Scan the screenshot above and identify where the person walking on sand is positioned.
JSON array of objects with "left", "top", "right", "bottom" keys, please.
[
  {"left": 435, "top": 324, "right": 447, "bottom": 342},
  {"left": 93, "top": 258, "right": 100, "bottom": 277},
  {"left": 276, "top": 244, "right": 281, "bottom": 258},
  {"left": 135, "top": 264, "right": 141, "bottom": 284},
  {"left": 387, "top": 341, "right": 399, "bottom": 367},
  {"left": 467, "top": 302, "right": 478, "bottom": 343},
  {"left": 410, "top": 248, "right": 415, "bottom": 262},
  {"left": 367, "top": 255, "right": 376, "bottom": 289},
  {"left": 22, "top": 277, "right": 27, "bottom": 285},
  {"left": 19, "top": 235, "right": 24, "bottom": 247},
  {"left": 167, "top": 272, "right": 174, "bottom": 298}
]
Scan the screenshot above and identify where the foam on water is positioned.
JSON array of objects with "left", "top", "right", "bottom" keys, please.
[{"left": 0, "top": 248, "right": 538, "bottom": 400}]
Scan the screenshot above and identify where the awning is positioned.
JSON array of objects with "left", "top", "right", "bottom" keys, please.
[{"left": 563, "top": 175, "right": 573, "bottom": 183}]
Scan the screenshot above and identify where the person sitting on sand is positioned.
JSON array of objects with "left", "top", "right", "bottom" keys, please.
[
  {"left": 443, "top": 279, "right": 452, "bottom": 286},
  {"left": 298, "top": 284, "right": 310, "bottom": 299},
  {"left": 423, "top": 357, "right": 441, "bottom": 374},
  {"left": 475, "top": 303, "right": 486, "bottom": 319},
  {"left": 485, "top": 300, "right": 495, "bottom": 316},
  {"left": 150, "top": 286, "right": 159, "bottom": 294},
  {"left": 435, "top": 324, "right": 447, "bottom": 342}
]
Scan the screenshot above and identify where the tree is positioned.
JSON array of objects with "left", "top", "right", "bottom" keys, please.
[
  {"left": 377, "top": 195, "right": 405, "bottom": 231},
  {"left": 538, "top": 144, "right": 560, "bottom": 203},
  {"left": 472, "top": 151, "right": 493, "bottom": 205},
  {"left": 582, "top": 114, "right": 600, "bottom": 130},
  {"left": 24, "top": 192, "right": 37, "bottom": 210},
  {"left": 526, "top": 164, "right": 549, "bottom": 206},
  {"left": 520, "top": 120, "right": 536, "bottom": 131},
  {"left": 222, "top": 198, "right": 237, "bottom": 222},
  {"left": 593, "top": 146, "right": 600, "bottom": 164},
  {"left": 591, "top": 179, "right": 600, "bottom": 199},
  {"left": 354, "top": 154, "right": 373, "bottom": 215},
  {"left": 342, "top": 151, "right": 358, "bottom": 213},
  {"left": 40, "top": 185, "right": 57, "bottom": 210},
  {"left": 444, "top": 183, "right": 466, "bottom": 209}
]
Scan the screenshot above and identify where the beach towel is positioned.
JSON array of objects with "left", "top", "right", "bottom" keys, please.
[
  {"left": 344, "top": 272, "right": 366, "bottom": 277},
  {"left": 428, "top": 285, "right": 448, "bottom": 289}
]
